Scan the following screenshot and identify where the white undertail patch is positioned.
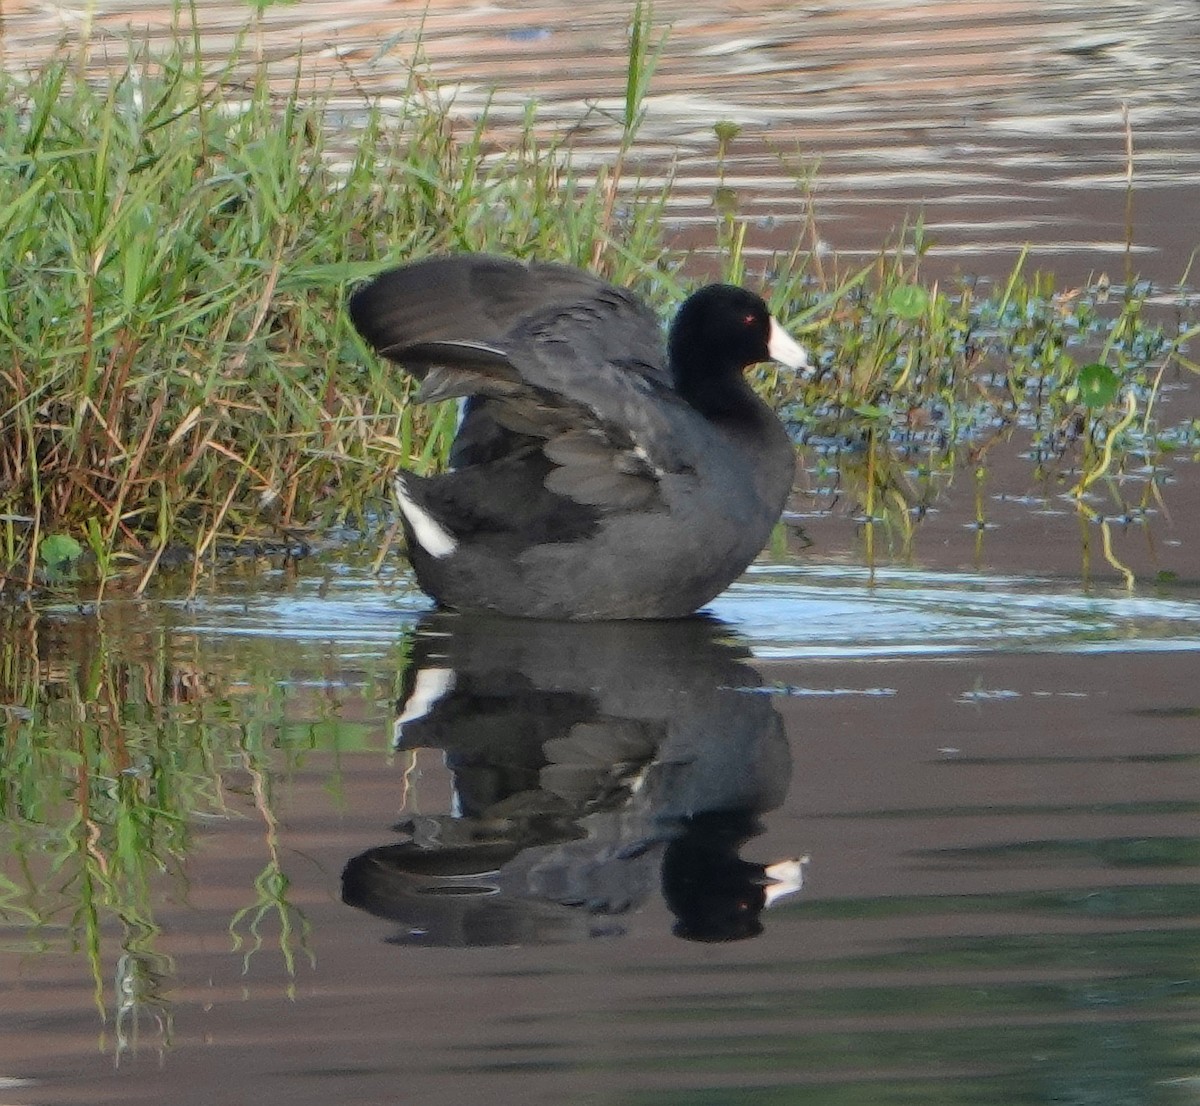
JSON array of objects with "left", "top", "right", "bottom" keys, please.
[
  {"left": 393, "top": 667, "right": 457, "bottom": 745},
  {"left": 394, "top": 476, "right": 457, "bottom": 558}
]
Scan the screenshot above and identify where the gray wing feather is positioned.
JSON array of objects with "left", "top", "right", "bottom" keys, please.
[{"left": 350, "top": 256, "right": 697, "bottom": 512}]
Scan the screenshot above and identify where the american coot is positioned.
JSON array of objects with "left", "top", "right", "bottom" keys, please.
[{"left": 349, "top": 254, "right": 810, "bottom": 620}]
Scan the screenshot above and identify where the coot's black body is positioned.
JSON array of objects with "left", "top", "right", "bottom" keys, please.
[{"left": 348, "top": 254, "right": 808, "bottom": 620}]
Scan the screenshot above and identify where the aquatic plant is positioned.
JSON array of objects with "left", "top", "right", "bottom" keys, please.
[{"left": 760, "top": 230, "right": 1195, "bottom": 571}]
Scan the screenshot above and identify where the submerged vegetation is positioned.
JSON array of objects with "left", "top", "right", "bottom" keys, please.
[{"left": 0, "top": 11, "right": 1197, "bottom": 596}]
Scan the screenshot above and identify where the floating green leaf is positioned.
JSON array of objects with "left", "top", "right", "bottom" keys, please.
[
  {"left": 1077, "top": 362, "right": 1121, "bottom": 409},
  {"left": 39, "top": 533, "right": 83, "bottom": 568},
  {"left": 713, "top": 120, "right": 741, "bottom": 145},
  {"left": 887, "top": 284, "right": 929, "bottom": 321},
  {"left": 713, "top": 186, "right": 739, "bottom": 217}
]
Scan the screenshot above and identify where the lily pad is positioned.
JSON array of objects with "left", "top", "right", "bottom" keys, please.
[
  {"left": 887, "top": 284, "right": 929, "bottom": 321},
  {"left": 39, "top": 533, "right": 83, "bottom": 568},
  {"left": 1077, "top": 362, "right": 1121, "bottom": 409}
]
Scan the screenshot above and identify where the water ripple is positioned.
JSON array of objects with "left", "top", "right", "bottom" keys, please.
[
  {"left": 151, "top": 559, "right": 1200, "bottom": 660},
  {"left": 716, "top": 563, "right": 1200, "bottom": 657}
]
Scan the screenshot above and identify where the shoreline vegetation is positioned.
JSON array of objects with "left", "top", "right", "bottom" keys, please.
[{"left": 1, "top": 6, "right": 1197, "bottom": 596}]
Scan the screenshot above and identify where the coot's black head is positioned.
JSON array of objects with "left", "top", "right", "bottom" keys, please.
[{"left": 667, "top": 285, "right": 809, "bottom": 417}]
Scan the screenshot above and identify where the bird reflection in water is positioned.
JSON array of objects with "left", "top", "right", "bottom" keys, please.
[{"left": 341, "top": 613, "right": 806, "bottom": 945}]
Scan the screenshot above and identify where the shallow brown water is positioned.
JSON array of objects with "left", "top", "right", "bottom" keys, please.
[
  {"left": 3, "top": 3, "right": 1200, "bottom": 1103},
  {"left": 7, "top": 0, "right": 1200, "bottom": 277}
]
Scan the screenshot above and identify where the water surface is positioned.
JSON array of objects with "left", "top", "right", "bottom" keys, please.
[
  {"left": 3, "top": 555, "right": 1200, "bottom": 1104},
  {"left": 6, "top": 0, "right": 1200, "bottom": 275}
]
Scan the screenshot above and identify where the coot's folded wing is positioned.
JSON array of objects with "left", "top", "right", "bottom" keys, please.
[{"left": 490, "top": 308, "right": 696, "bottom": 493}]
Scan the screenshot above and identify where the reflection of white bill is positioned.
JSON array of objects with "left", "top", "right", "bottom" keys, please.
[{"left": 763, "top": 855, "right": 809, "bottom": 908}]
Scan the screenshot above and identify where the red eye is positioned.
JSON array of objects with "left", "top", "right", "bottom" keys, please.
[{"left": 742, "top": 312, "right": 756, "bottom": 326}]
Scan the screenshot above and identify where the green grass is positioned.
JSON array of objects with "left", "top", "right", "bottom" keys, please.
[
  {"left": 1, "top": 20, "right": 1196, "bottom": 595},
  {"left": 0, "top": 25, "right": 677, "bottom": 596},
  {"left": 781, "top": 246, "right": 1199, "bottom": 575}
]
